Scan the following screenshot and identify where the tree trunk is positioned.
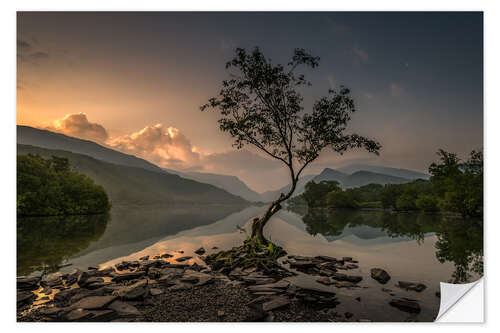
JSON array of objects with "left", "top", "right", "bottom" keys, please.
[{"left": 249, "top": 180, "right": 296, "bottom": 245}]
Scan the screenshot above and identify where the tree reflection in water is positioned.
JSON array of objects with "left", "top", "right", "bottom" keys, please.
[
  {"left": 17, "top": 214, "right": 109, "bottom": 276},
  {"left": 298, "top": 208, "right": 483, "bottom": 283}
]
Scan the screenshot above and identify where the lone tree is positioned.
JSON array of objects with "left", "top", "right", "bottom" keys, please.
[{"left": 202, "top": 47, "right": 381, "bottom": 246}]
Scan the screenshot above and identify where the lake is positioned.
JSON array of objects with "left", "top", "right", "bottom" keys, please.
[{"left": 17, "top": 204, "right": 483, "bottom": 322}]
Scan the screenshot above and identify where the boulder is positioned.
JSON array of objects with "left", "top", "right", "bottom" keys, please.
[
  {"left": 160, "top": 253, "right": 173, "bottom": 258},
  {"left": 139, "top": 256, "right": 150, "bottom": 261},
  {"left": 370, "top": 268, "right": 391, "bottom": 284},
  {"left": 194, "top": 247, "right": 206, "bottom": 255},
  {"left": 397, "top": 281, "right": 427, "bottom": 292},
  {"left": 389, "top": 298, "right": 421, "bottom": 313}
]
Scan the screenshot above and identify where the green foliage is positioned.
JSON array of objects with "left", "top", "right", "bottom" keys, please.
[
  {"left": 429, "top": 150, "right": 483, "bottom": 217},
  {"left": 302, "top": 180, "right": 341, "bottom": 207},
  {"left": 296, "top": 149, "right": 482, "bottom": 217},
  {"left": 326, "top": 189, "right": 360, "bottom": 209},
  {"left": 415, "top": 194, "right": 439, "bottom": 212},
  {"left": 395, "top": 193, "right": 417, "bottom": 211},
  {"left": 17, "top": 154, "right": 111, "bottom": 216},
  {"left": 202, "top": 47, "right": 380, "bottom": 203}
]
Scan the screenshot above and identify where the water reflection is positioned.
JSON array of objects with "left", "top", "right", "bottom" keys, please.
[
  {"left": 297, "top": 208, "right": 483, "bottom": 283},
  {"left": 17, "top": 204, "right": 247, "bottom": 276},
  {"left": 17, "top": 214, "right": 110, "bottom": 276}
]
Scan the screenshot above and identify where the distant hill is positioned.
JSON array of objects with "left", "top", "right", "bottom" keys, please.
[
  {"left": 259, "top": 174, "right": 316, "bottom": 203},
  {"left": 17, "top": 144, "right": 248, "bottom": 206},
  {"left": 17, "top": 125, "right": 162, "bottom": 173},
  {"left": 337, "top": 164, "right": 429, "bottom": 180},
  {"left": 315, "top": 168, "right": 411, "bottom": 188},
  {"left": 165, "top": 169, "right": 262, "bottom": 202},
  {"left": 262, "top": 167, "right": 412, "bottom": 202}
]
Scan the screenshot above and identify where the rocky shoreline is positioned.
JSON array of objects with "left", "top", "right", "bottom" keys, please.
[{"left": 17, "top": 248, "right": 434, "bottom": 322}]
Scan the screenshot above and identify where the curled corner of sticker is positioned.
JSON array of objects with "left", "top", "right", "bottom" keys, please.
[{"left": 435, "top": 277, "right": 484, "bottom": 322}]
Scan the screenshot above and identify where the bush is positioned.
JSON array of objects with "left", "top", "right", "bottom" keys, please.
[
  {"left": 395, "top": 193, "right": 417, "bottom": 211},
  {"left": 415, "top": 194, "right": 439, "bottom": 212},
  {"left": 17, "top": 154, "right": 111, "bottom": 216}
]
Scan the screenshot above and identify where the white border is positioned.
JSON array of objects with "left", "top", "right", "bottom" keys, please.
[{"left": 2, "top": 1, "right": 498, "bottom": 332}]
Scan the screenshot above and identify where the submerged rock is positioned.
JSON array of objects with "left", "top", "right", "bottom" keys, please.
[
  {"left": 194, "top": 247, "right": 206, "bottom": 255},
  {"left": 397, "top": 281, "right": 427, "bottom": 292},
  {"left": 389, "top": 298, "right": 421, "bottom": 313},
  {"left": 370, "top": 268, "right": 391, "bottom": 284}
]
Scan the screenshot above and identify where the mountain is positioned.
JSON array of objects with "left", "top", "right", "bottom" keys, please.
[
  {"left": 337, "top": 164, "right": 429, "bottom": 180},
  {"left": 17, "top": 144, "right": 248, "bottom": 206},
  {"left": 259, "top": 174, "right": 316, "bottom": 203},
  {"left": 17, "top": 125, "right": 162, "bottom": 173},
  {"left": 263, "top": 167, "right": 412, "bottom": 202},
  {"left": 314, "top": 168, "right": 410, "bottom": 188},
  {"left": 164, "top": 169, "right": 262, "bottom": 202}
]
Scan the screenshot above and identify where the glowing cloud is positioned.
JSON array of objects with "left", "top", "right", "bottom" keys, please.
[
  {"left": 49, "top": 113, "right": 109, "bottom": 142},
  {"left": 108, "top": 124, "right": 202, "bottom": 169}
]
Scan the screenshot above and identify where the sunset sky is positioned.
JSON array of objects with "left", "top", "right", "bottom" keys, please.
[{"left": 16, "top": 12, "right": 483, "bottom": 192}]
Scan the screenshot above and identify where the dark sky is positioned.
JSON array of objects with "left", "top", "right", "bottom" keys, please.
[{"left": 17, "top": 12, "right": 483, "bottom": 191}]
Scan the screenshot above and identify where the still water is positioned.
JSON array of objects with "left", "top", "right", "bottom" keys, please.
[{"left": 17, "top": 205, "right": 483, "bottom": 321}]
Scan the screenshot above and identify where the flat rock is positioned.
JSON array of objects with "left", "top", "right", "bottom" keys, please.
[
  {"left": 262, "top": 296, "right": 290, "bottom": 311},
  {"left": 66, "top": 308, "right": 93, "bottom": 321},
  {"left": 316, "top": 276, "right": 334, "bottom": 285},
  {"left": 111, "top": 271, "right": 145, "bottom": 283},
  {"left": 247, "top": 285, "right": 284, "bottom": 293},
  {"left": 370, "top": 268, "right": 391, "bottom": 284},
  {"left": 168, "top": 283, "right": 192, "bottom": 291},
  {"left": 108, "top": 300, "right": 141, "bottom": 317},
  {"left": 17, "top": 290, "right": 36, "bottom": 306},
  {"left": 70, "top": 295, "right": 117, "bottom": 310},
  {"left": 330, "top": 273, "right": 362, "bottom": 283},
  {"left": 113, "top": 280, "right": 149, "bottom": 300},
  {"left": 149, "top": 288, "right": 164, "bottom": 296},
  {"left": 335, "top": 281, "right": 358, "bottom": 288},
  {"left": 41, "top": 272, "right": 63, "bottom": 287},
  {"left": 389, "top": 298, "right": 421, "bottom": 313},
  {"left": 315, "top": 255, "right": 337, "bottom": 262},
  {"left": 397, "top": 281, "right": 427, "bottom": 292}
]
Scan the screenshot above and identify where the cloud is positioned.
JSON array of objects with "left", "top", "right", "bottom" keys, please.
[
  {"left": 48, "top": 113, "right": 109, "bottom": 142},
  {"left": 353, "top": 46, "right": 369, "bottom": 63},
  {"left": 108, "top": 124, "right": 202, "bottom": 169},
  {"left": 43, "top": 114, "right": 288, "bottom": 190}
]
